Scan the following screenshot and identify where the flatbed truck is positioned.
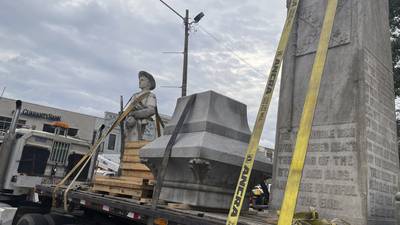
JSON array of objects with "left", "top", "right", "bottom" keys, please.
[
  {"left": 33, "top": 184, "right": 274, "bottom": 225},
  {"left": 1, "top": 100, "right": 273, "bottom": 225}
]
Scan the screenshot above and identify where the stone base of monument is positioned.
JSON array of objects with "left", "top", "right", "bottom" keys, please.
[{"left": 140, "top": 91, "right": 272, "bottom": 209}]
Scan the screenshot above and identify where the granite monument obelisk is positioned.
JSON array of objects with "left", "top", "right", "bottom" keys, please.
[{"left": 271, "top": 0, "right": 399, "bottom": 224}]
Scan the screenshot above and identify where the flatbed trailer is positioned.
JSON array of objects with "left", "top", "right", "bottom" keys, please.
[{"left": 35, "top": 184, "right": 276, "bottom": 225}]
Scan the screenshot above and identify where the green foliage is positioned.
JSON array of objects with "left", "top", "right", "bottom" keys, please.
[{"left": 390, "top": 0, "right": 400, "bottom": 96}]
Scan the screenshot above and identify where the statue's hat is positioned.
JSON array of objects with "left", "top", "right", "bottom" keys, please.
[{"left": 138, "top": 71, "right": 156, "bottom": 90}]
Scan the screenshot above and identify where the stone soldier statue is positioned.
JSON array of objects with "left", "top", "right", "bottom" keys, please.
[{"left": 124, "top": 71, "right": 157, "bottom": 142}]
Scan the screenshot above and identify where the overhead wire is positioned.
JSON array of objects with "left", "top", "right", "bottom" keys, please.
[{"left": 197, "top": 25, "right": 267, "bottom": 78}]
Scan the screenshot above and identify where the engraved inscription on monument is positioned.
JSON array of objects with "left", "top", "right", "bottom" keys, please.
[
  {"left": 272, "top": 0, "right": 399, "bottom": 224},
  {"left": 364, "top": 49, "right": 398, "bottom": 219},
  {"left": 296, "top": 0, "right": 351, "bottom": 56},
  {"left": 273, "top": 123, "right": 361, "bottom": 217}
]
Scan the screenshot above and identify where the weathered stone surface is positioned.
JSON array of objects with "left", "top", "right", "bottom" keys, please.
[
  {"left": 140, "top": 91, "right": 272, "bottom": 209},
  {"left": 271, "top": 0, "right": 399, "bottom": 224}
]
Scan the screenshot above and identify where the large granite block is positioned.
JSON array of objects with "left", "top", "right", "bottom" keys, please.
[
  {"left": 271, "top": 0, "right": 399, "bottom": 224},
  {"left": 140, "top": 91, "right": 272, "bottom": 209}
]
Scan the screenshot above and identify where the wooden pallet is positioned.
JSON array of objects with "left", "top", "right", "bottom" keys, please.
[
  {"left": 92, "top": 184, "right": 152, "bottom": 199},
  {"left": 121, "top": 170, "right": 154, "bottom": 179},
  {"left": 92, "top": 141, "right": 155, "bottom": 201}
]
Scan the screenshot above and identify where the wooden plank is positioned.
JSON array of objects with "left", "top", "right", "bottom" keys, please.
[
  {"left": 94, "top": 176, "right": 144, "bottom": 185},
  {"left": 118, "top": 176, "right": 154, "bottom": 186},
  {"left": 124, "top": 149, "right": 140, "bottom": 156},
  {"left": 121, "top": 170, "right": 155, "bottom": 180},
  {"left": 140, "top": 198, "right": 153, "bottom": 204},
  {"left": 122, "top": 155, "right": 141, "bottom": 162},
  {"left": 121, "top": 163, "right": 151, "bottom": 171},
  {"left": 125, "top": 141, "right": 149, "bottom": 149},
  {"left": 92, "top": 184, "right": 143, "bottom": 197},
  {"left": 93, "top": 177, "right": 152, "bottom": 189}
]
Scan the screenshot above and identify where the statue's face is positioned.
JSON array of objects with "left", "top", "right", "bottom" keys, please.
[{"left": 139, "top": 76, "right": 151, "bottom": 90}]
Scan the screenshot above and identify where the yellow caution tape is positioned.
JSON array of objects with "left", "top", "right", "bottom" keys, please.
[
  {"left": 225, "top": 1, "right": 300, "bottom": 224},
  {"left": 277, "top": 0, "right": 338, "bottom": 224}
]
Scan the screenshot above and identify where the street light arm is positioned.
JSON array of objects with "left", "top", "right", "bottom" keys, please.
[{"left": 159, "top": 0, "right": 184, "bottom": 20}]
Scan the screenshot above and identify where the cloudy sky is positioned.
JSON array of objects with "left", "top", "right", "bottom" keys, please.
[{"left": 0, "top": 0, "right": 286, "bottom": 148}]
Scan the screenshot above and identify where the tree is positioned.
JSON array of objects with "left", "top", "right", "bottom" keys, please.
[{"left": 390, "top": 0, "right": 400, "bottom": 96}]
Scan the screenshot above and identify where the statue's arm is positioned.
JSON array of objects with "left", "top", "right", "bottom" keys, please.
[
  {"left": 132, "top": 93, "right": 157, "bottom": 119},
  {"left": 132, "top": 106, "right": 155, "bottom": 119}
]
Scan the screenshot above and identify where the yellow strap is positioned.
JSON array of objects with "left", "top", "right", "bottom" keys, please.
[
  {"left": 277, "top": 0, "right": 338, "bottom": 224},
  {"left": 225, "top": 1, "right": 299, "bottom": 224}
]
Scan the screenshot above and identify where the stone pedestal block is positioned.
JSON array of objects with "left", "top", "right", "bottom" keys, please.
[
  {"left": 140, "top": 91, "right": 272, "bottom": 209},
  {"left": 271, "top": 0, "right": 399, "bottom": 224}
]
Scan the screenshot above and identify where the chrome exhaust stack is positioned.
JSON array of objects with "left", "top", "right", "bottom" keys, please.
[
  {"left": 8, "top": 100, "right": 22, "bottom": 135},
  {"left": 0, "top": 100, "right": 22, "bottom": 189}
]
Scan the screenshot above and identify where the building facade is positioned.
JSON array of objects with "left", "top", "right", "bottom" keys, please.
[
  {"left": 0, "top": 97, "right": 122, "bottom": 154},
  {"left": 0, "top": 97, "right": 170, "bottom": 155}
]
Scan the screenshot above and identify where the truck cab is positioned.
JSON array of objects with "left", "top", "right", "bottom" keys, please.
[{"left": 1, "top": 128, "right": 90, "bottom": 196}]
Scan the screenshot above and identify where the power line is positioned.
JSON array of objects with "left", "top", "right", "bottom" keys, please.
[{"left": 197, "top": 25, "right": 266, "bottom": 77}]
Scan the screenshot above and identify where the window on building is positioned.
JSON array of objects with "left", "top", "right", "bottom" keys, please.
[
  {"left": 108, "top": 134, "right": 116, "bottom": 150},
  {"left": 67, "top": 128, "right": 78, "bottom": 137},
  {"left": 43, "top": 124, "right": 55, "bottom": 134},
  {"left": 16, "top": 120, "right": 26, "bottom": 128},
  {"left": 0, "top": 116, "right": 26, "bottom": 132},
  {"left": 0, "top": 116, "right": 12, "bottom": 132},
  {"left": 43, "top": 124, "right": 78, "bottom": 137}
]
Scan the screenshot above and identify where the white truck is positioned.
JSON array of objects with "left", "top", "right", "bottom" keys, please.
[
  {"left": 1, "top": 128, "right": 90, "bottom": 196},
  {"left": 1, "top": 100, "right": 270, "bottom": 225},
  {"left": 0, "top": 100, "right": 91, "bottom": 224}
]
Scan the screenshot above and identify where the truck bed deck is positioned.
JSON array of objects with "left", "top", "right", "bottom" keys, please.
[{"left": 36, "top": 185, "right": 276, "bottom": 225}]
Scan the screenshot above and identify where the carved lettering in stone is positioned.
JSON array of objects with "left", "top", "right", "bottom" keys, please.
[
  {"left": 324, "top": 169, "right": 352, "bottom": 181},
  {"left": 314, "top": 184, "right": 357, "bottom": 196},
  {"left": 332, "top": 155, "right": 354, "bottom": 166},
  {"left": 298, "top": 196, "right": 317, "bottom": 207},
  {"left": 296, "top": 0, "right": 351, "bottom": 56},
  {"left": 304, "top": 169, "right": 322, "bottom": 179},
  {"left": 319, "top": 198, "right": 342, "bottom": 210},
  {"left": 318, "top": 156, "right": 330, "bottom": 166},
  {"left": 300, "top": 183, "right": 313, "bottom": 192},
  {"left": 278, "top": 168, "right": 289, "bottom": 177}
]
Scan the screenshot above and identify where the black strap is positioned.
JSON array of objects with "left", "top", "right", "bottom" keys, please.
[{"left": 151, "top": 95, "right": 196, "bottom": 208}]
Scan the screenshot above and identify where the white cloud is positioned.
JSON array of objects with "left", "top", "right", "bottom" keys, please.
[{"left": 0, "top": 0, "right": 287, "bottom": 148}]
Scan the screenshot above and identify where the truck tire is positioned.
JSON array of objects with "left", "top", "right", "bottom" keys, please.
[
  {"left": 12, "top": 206, "right": 49, "bottom": 224},
  {"left": 43, "top": 213, "right": 75, "bottom": 225},
  {"left": 16, "top": 213, "right": 49, "bottom": 225}
]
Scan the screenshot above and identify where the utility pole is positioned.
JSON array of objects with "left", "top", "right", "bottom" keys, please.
[
  {"left": 158, "top": 0, "right": 204, "bottom": 97},
  {"left": 182, "top": 9, "right": 189, "bottom": 97}
]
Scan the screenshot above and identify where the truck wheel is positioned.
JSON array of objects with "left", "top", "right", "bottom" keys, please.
[
  {"left": 43, "top": 213, "right": 75, "bottom": 225},
  {"left": 16, "top": 213, "right": 49, "bottom": 225},
  {"left": 12, "top": 206, "right": 49, "bottom": 224}
]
